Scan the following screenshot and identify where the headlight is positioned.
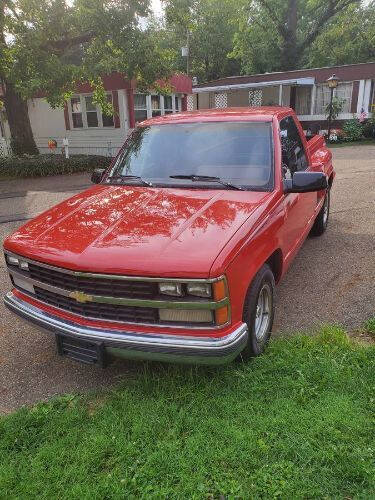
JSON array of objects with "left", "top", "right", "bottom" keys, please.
[
  {"left": 6, "top": 255, "right": 19, "bottom": 266},
  {"left": 159, "top": 309, "right": 213, "bottom": 323},
  {"left": 159, "top": 282, "right": 183, "bottom": 297},
  {"left": 186, "top": 283, "right": 212, "bottom": 298},
  {"left": 157, "top": 277, "right": 229, "bottom": 326},
  {"left": 5, "top": 254, "right": 29, "bottom": 271},
  {"left": 19, "top": 261, "right": 29, "bottom": 271}
]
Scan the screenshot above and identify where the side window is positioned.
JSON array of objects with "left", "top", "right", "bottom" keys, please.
[{"left": 279, "top": 116, "right": 308, "bottom": 178}]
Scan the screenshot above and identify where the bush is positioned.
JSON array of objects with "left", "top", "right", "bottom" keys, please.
[
  {"left": 362, "top": 117, "right": 375, "bottom": 139},
  {"left": 342, "top": 119, "right": 364, "bottom": 142},
  {"left": 0, "top": 154, "right": 113, "bottom": 178}
]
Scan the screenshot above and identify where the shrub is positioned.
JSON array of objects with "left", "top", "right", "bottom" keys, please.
[
  {"left": 362, "top": 117, "right": 375, "bottom": 139},
  {"left": 325, "top": 97, "right": 345, "bottom": 121},
  {"left": 342, "top": 119, "right": 363, "bottom": 142},
  {"left": 0, "top": 154, "right": 113, "bottom": 178},
  {"left": 327, "top": 128, "right": 345, "bottom": 143}
]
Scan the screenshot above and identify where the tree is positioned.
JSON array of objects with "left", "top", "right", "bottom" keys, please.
[
  {"left": 1, "top": 0, "right": 173, "bottom": 155},
  {"left": 162, "top": 0, "right": 242, "bottom": 83},
  {"left": 233, "top": 0, "right": 360, "bottom": 74},
  {"left": 308, "top": 1, "right": 375, "bottom": 67}
]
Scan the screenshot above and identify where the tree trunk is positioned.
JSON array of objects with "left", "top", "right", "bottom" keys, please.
[
  {"left": 3, "top": 80, "right": 39, "bottom": 156},
  {"left": 280, "top": 0, "right": 299, "bottom": 70}
]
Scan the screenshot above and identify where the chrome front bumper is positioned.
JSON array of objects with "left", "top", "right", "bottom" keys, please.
[{"left": 4, "top": 292, "right": 248, "bottom": 365}]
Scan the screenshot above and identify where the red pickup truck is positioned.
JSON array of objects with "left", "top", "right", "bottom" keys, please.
[{"left": 4, "top": 107, "right": 334, "bottom": 367}]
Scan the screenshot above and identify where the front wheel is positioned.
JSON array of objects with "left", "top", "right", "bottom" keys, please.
[
  {"left": 310, "top": 189, "right": 330, "bottom": 237},
  {"left": 240, "top": 264, "right": 275, "bottom": 360}
]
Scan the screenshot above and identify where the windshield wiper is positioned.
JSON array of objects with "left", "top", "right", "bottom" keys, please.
[
  {"left": 169, "top": 174, "right": 244, "bottom": 191},
  {"left": 106, "top": 175, "right": 153, "bottom": 187}
]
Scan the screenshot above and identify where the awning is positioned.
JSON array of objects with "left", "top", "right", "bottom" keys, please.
[{"left": 193, "top": 77, "right": 315, "bottom": 94}]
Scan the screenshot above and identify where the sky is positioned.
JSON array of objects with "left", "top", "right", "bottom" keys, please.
[{"left": 151, "top": 0, "right": 163, "bottom": 16}]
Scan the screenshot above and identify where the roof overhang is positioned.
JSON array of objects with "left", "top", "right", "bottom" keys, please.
[{"left": 193, "top": 77, "right": 315, "bottom": 94}]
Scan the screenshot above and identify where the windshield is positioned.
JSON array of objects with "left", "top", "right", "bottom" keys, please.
[{"left": 107, "top": 121, "right": 274, "bottom": 191}]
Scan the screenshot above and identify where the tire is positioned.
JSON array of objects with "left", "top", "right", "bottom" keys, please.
[
  {"left": 239, "top": 264, "right": 275, "bottom": 361},
  {"left": 310, "top": 189, "right": 330, "bottom": 237}
]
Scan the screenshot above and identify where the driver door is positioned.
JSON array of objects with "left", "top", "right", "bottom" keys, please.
[{"left": 280, "top": 115, "right": 316, "bottom": 260}]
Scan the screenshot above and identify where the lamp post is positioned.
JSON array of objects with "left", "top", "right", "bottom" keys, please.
[{"left": 326, "top": 74, "right": 340, "bottom": 139}]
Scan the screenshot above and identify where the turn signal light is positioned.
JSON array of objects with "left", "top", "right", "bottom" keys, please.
[
  {"left": 213, "top": 279, "right": 226, "bottom": 301},
  {"left": 215, "top": 306, "right": 229, "bottom": 325}
]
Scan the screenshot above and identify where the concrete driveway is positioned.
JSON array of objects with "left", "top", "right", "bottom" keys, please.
[{"left": 0, "top": 145, "right": 374, "bottom": 413}]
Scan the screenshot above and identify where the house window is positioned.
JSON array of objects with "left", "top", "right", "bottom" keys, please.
[
  {"left": 175, "top": 96, "right": 181, "bottom": 112},
  {"left": 134, "top": 94, "right": 148, "bottom": 123},
  {"left": 71, "top": 97, "right": 83, "bottom": 128},
  {"left": 85, "top": 96, "right": 99, "bottom": 127},
  {"left": 295, "top": 87, "right": 312, "bottom": 115},
  {"left": 151, "top": 95, "right": 162, "bottom": 117},
  {"left": 69, "top": 93, "right": 115, "bottom": 129},
  {"left": 134, "top": 93, "right": 182, "bottom": 123},
  {"left": 314, "top": 82, "right": 353, "bottom": 115},
  {"left": 164, "top": 96, "right": 173, "bottom": 114},
  {"left": 335, "top": 82, "right": 353, "bottom": 113}
]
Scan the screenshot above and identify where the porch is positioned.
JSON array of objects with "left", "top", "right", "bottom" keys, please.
[{"left": 191, "top": 69, "right": 375, "bottom": 133}]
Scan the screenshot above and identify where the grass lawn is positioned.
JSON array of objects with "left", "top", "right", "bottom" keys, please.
[{"left": 1, "top": 326, "right": 374, "bottom": 499}]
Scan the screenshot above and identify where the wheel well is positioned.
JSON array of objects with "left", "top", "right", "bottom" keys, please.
[{"left": 265, "top": 249, "right": 283, "bottom": 284}]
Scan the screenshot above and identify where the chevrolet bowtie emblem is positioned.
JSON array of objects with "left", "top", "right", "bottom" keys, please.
[{"left": 69, "top": 291, "right": 93, "bottom": 303}]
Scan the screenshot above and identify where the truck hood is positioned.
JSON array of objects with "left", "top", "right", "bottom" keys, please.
[{"left": 5, "top": 185, "right": 270, "bottom": 277}]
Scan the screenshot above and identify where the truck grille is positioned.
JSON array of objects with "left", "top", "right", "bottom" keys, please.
[
  {"left": 35, "top": 287, "right": 159, "bottom": 324},
  {"left": 29, "top": 263, "right": 158, "bottom": 299},
  {"left": 6, "top": 253, "right": 221, "bottom": 328}
]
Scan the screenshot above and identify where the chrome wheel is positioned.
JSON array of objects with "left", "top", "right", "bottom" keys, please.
[{"left": 254, "top": 283, "right": 272, "bottom": 342}]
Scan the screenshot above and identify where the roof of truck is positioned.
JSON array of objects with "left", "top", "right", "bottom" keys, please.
[{"left": 139, "top": 106, "right": 292, "bottom": 127}]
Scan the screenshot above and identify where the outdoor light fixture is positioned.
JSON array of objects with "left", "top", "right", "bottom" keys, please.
[
  {"left": 326, "top": 74, "right": 341, "bottom": 139},
  {"left": 327, "top": 74, "right": 340, "bottom": 89}
]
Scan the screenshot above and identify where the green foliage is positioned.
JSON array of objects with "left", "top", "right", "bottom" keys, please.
[
  {"left": 362, "top": 117, "right": 375, "bottom": 139},
  {"left": 0, "top": 327, "right": 375, "bottom": 498},
  {"left": 161, "top": 0, "right": 243, "bottom": 82},
  {"left": 308, "top": 2, "right": 375, "bottom": 68},
  {"left": 0, "top": 154, "right": 112, "bottom": 178},
  {"left": 1, "top": 0, "right": 174, "bottom": 111},
  {"left": 343, "top": 119, "right": 364, "bottom": 141},
  {"left": 233, "top": 0, "right": 366, "bottom": 74},
  {"left": 325, "top": 97, "right": 345, "bottom": 121}
]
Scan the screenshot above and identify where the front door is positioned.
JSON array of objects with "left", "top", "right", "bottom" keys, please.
[{"left": 279, "top": 115, "right": 316, "bottom": 261}]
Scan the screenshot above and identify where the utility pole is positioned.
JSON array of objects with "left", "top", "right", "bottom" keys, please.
[{"left": 186, "top": 30, "right": 190, "bottom": 76}]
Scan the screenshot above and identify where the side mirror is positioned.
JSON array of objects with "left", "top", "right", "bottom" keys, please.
[
  {"left": 91, "top": 168, "right": 105, "bottom": 184},
  {"left": 284, "top": 171, "right": 328, "bottom": 193}
]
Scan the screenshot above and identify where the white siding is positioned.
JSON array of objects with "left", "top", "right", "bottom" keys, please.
[{"left": 28, "top": 90, "right": 130, "bottom": 156}]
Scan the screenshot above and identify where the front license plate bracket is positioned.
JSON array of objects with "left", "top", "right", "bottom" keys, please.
[{"left": 55, "top": 334, "right": 108, "bottom": 368}]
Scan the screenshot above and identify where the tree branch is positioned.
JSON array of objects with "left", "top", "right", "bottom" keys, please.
[
  {"left": 4, "top": 0, "right": 20, "bottom": 20},
  {"left": 42, "top": 31, "right": 96, "bottom": 53},
  {"left": 256, "top": 0, "right": 287, "bottom": 38},
  {"left": 299, "top": 0, "right": 359, "bottom": 52}
]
